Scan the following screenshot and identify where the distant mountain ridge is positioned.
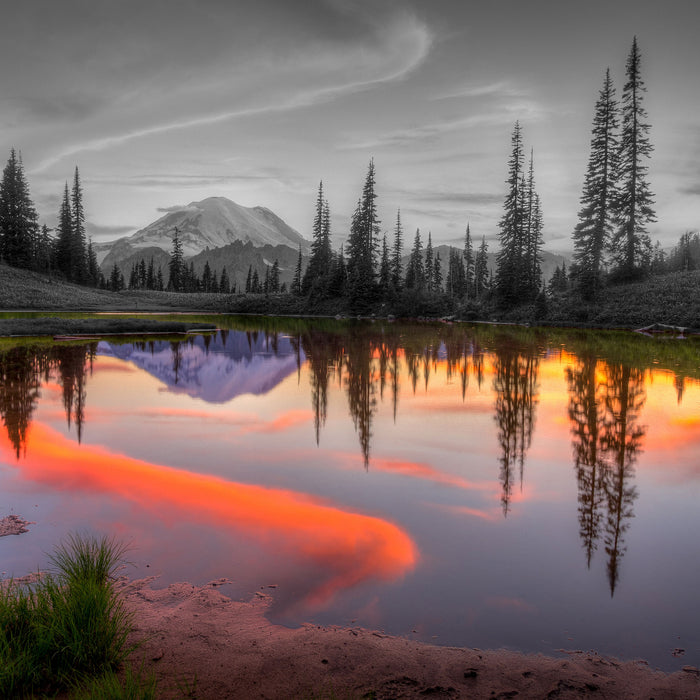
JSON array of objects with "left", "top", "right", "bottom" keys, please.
[{"left": 98, "top": 196, "right": 309, "bottom": 274}]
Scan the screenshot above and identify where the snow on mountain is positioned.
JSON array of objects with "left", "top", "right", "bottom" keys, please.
[
  {"left": 99, "top": 197, "right": 309, "bottom": 271},
  {"left": 97, "top": 331, "right": 303, "bottom": 404}
]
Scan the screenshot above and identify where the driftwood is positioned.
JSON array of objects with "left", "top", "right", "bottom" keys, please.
[{"left": 634, "top": 323, "right": 687, "bottom": 337}]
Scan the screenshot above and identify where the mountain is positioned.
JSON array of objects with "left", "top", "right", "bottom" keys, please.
[
  {"left": 97, "top": 331, "right": 304, "bottom": 403},
  {"left": 99, "top": 197, "right": 309, "bottom": 273}
]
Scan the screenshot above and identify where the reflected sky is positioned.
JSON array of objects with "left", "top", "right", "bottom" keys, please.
[{"left": 1, "top": 321, "right": 699, "bottom": 670}]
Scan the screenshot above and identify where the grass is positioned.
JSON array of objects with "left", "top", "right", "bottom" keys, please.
[{"left": 0, "top": 534, "right": 135, "bottom": 698}]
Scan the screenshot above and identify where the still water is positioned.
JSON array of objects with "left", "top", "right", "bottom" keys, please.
[{"left": 1, "top": 316, "right": 699, "bottom": 671}]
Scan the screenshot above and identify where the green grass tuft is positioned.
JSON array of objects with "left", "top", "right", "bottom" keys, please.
[{"left": 0, "top": 534, "right": 134, "bottom": 698}]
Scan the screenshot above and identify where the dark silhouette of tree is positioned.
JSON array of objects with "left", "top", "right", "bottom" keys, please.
[
  {"left": 492, "top": 335, "right": 540, "bottom": 516},
  {"left": 378, "top": 234, "right": 391, "bottom": 297},
  {"left": 168, "top": 227, "right": 184, "bottom": 291},
  {"left": 344, "top": 334, "right": 377, "bottom": 468},
  {"left": 425, "top": 232, "right": 434, "bottom": 294},
  {"left": 611, "top": 37, "right": 655, "bottom": 280},
  {"left": 391, "top": 209, "right": 403, "bottom": 291},
  {"left": 599, "top": 363, "right": 644, "bottom": 596},
  {"left": 292, "top": 245, "right": 303, "bottom": 295},
  {"left": 522, "top": 151, "right": 544, "bottom": 299},
  {"left": 572, "top": 69, "right": 619, "bottom": 299},
  {"left": 54, "top": 345, "right": 94, "bottom": 443},
  {"left": 346, "top": 159, "right": 380, "bottom": 309},
  {"left": 0, "top": 346, "right": 41, "bottom": 458},
  {"left": 566, "top": 354, "right": 608, "bottom": 568},
  {"left": 496, "top": 122, "right": 525, "bottom": 308},
  {"left": 405, "top": 228, "right": 425, "bottom": 290},
  {"left": 0, "top": 149, "right": 39, "bottom": 270},
  {"left": 463, "top": 223, "right": 474, "bottom": 298},
  {"left": 70, "top": 167, "right": 89, "bottom": 284},
  {"left": 302, "top": 181, "right": 333, "bottom": 296},
  {"left": 474, "top": 236, "right": 489, "bottom": 299},
  {"left": 55, "top": 183, "right": 74, "bottom": 279}
]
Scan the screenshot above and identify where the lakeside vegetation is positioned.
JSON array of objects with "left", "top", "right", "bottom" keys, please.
[{"left": 0, "top": 534, "right": 152, "bottom": 699}]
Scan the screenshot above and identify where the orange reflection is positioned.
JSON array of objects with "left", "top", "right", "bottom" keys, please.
[{"left": 2, "top": 423, "right": 417, "bottom": 608}]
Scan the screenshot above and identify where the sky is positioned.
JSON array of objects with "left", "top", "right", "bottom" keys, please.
[{"left": 2, "top": 0, "right": 699, "bottom": 252}]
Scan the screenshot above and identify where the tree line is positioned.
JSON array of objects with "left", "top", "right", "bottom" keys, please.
[{"left": 3, "top": 37, "right": 694, "bottom": 318}]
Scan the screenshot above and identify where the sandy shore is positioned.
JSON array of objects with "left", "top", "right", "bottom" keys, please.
[{"left": 120, "top": 577, "right": 699, "bottom": 699}]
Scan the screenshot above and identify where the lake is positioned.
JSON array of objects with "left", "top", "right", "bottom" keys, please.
[{"left": 1, "top": 315, "right": 699, "bottom": 671}]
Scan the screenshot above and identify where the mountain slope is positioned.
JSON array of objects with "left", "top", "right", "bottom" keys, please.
[{"left": 100, "top": 197, "right": 309, "bottom": 272}]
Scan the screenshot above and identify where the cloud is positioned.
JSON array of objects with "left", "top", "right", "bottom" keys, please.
[
  {"left": 432, "top": 81, "right": 526, "bottom": 102},
  {"left": 29, "top": 9, "right": 433, "bottom": 173}
]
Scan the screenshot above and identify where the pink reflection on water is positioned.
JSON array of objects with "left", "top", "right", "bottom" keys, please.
[{"left": 2, "top": 422, "right": 417, "bottom": 610}]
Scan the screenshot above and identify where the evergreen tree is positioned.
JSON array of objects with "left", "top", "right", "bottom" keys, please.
[
  {"left": 245, "top": 265, "right": 253, "bottom": 293},
  {"left": 405, "top": 228, "right": 425, "bottom": 290},
  {"left": 36, "top": 224, "right": 53, "bottom": 274},
  {"left": 86, "top": 239, "right": 99, "bottom": 286},
  {"left": 572, "top": 68, "right": 619, "bottom": 299},
  {"left": 433, "top": 251, "right": 443, "bottom": 292},
  {"left": 270, "top": 259, "right": 281, "bottom": 293},
  {"left": 146, "top": 257, "right": 156, "bottom": 290},
  {"left": 474, "top": 236, "right": 489, "bottom": 298},
  {"left": 251, "top": 268, "right": 260, "bottom": 293},
  {"left": 611, "top": 37, "right": 655, "bottom": 279},
  {"left": 496, "top": 122, "right": 525, "bottom": 308},
  {"left": 109, "top": 263, "right": 123, "bottom": 291},
  {"left": 168, "top": 226, "right": 184, "bottom": 291},
  {"left": 391, "top": 209, "right": 403, "bottom": 290},
  {"left": 201, "top": 260, "right": 213, "bottom": 292},
  {"left": 55, "top": 183, "right": 74, "bottom": 279},
  {"left": 346, "top": 160, "right": 380, "bottom": 305},
  {"left": 70, "top": 167, "right": 88, "bottom": 283},
  {"left": 156, "top": 267, "right": 164, "bottom": 291},
  {"left": 379, "top": 234, "right": 391, "bottom": 296},
  {"left": 292, "top": 245, "right": 303, "bottom": 295},
  {"left": 0, "top": 149, "right": 39, "bottom": 269},
  {"left": 425, "top": 232, "right": 434, "bottom": 294},
  {"left": 522, "top": 151, "right": 543, "bottom": 299},
  {"left": 463, "top": 223, "right": 474, "bottom": 298},
  {"left": 302, "top": 181, "right": 332, "bottom": 294},
  {"left": 219, "top": 266, "right": 231, "bottom": 294}
]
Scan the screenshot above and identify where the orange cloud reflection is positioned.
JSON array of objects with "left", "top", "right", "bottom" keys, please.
[{"left": 3, "top": 424, "right": 417, "bottom": 607}]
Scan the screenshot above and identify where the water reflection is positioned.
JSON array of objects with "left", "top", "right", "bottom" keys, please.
[
  {"left": 0, "top": 343, "right": 96, "bottom": 456},
  {"left": 1, "top": 321, "right": 699, "bottom": 613},
  {"left": 566, "top": 358, "right": 644, "bottom": 595}
]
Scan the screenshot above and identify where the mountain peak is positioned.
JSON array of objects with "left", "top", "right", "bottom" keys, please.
[{"left": 110, "top": 196, "right": 309, "bottom": 259}]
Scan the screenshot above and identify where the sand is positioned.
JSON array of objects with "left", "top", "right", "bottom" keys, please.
[{"left": 120, "top": 577, "right": 700, "bottom": 699}]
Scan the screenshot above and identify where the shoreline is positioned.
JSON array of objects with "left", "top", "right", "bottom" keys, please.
[{"left": 121, "top": 577, "right": 699, "bottom": 699}]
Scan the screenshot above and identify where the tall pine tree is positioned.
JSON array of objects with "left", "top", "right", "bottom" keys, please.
[
  {"left": 0, "top": 149, "right": 39, "bottom": 270},
  {"left": 611, "top": 37, "right": 655, "bottom": 279},
  {"left": 572, "top": 68, "right": 619, "bottom": 299},
  {"left": 70, "top": 167, "right": 88, "bottom": 283}
]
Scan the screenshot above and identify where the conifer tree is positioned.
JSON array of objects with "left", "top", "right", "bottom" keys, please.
[
  {"left": 55, "top": 183, "right": 74, "bottom": 279},
  {"left": 433, "top": 251, "right": 443, "bottom": 292},
  {"left": 0, "top": 149, "right": 39, "bottom": 269},
  {"left": 611, "top": 37, "right": 655, "bottom": 278},
  {"left": 463, "top": 223, "right": 474, "bottom": 297},
  {"left": 496, "top": 122, "right": 525, "bottom": 308},
  {"left": 474, "top": 236, "right": 489, "bottom": 298},
  {"left": 522, "top": 151, "right": 543, "bottom": 299},
  {"left": 572, "top": 68, "right": 619, "bottom": 299},
  {"left": 251, "top": 268, "right": 260, "bottom": 293},
  {"left": 391, "top": 209, "right": 403, "bottom": 290},
  {"left": 168, "top": 226, "right": 184, "bottom": 291},
  {"left": 405, "top": 228, "right": 425, "bottom": 290},
  {"left": 245, "top": 265, "right": 253, "bottom": 293},
  {"left": 379, "top": 234, "right": 391, "bottom": 296},
  {"left": 346, "top": 160, "right": 380, "bottom": 305},
  {"left": 270, "top": 259, "right": 280, "bottom": 293},
  {"left": 219, "top": 266, "right": 231, "bottom": 294},
  {"left": 292, "top": 245, "right": 303, "bottom": 295},
  {"left": 302, "top": 181, "right": 332, "bottom": 294},
  {"left": 425, "top": 232, "right": 434, "bottom": 293},
  {"left": 147, "top": 257, "right": 156, "bottom": 290},
  {"left": 70, "top": 167, "right": 88, "bottom": 283}
]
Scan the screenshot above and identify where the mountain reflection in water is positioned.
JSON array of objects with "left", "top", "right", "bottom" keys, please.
[{"left": 0, "top": 318, "right": 699, "bottom": 670}]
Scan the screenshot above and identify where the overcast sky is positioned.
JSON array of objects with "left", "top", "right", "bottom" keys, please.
[{"left": 3, "top": 0, "right": 699, "bottom": 250}]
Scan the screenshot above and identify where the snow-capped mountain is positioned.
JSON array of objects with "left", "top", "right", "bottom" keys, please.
[
  {"left": 97, "top": 331, "right": 304, "bottom": 403},
  {"left": 98, "top": 196, "right": 309, "bottom": 269}
]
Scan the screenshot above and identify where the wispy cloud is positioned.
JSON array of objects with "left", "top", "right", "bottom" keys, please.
[
  {"left": 30, "top": 11, "right": 433, "bottom": 174},
  {"left": 432, "top": 81, "right": 526, "bottom": 102}
]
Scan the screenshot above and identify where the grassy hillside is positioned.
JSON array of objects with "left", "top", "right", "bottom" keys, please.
[{"left": 3, "top": 262, "right": 700, "bottom": 330}]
